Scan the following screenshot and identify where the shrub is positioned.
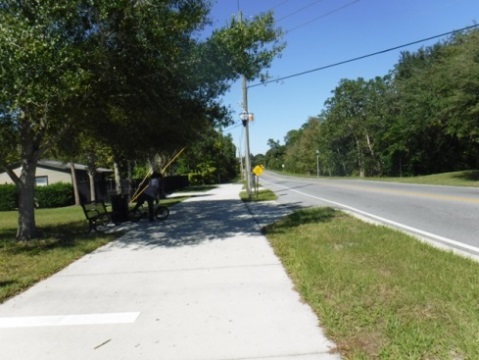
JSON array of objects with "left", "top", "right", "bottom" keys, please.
[
  {"left": 188, "top": 173, "right": 203, "bottom": 185},
  {"left": 35, "top": 183, "right": 74, "bottom": 208},
  {"left": 0, "top": 184, "right": 17, "bottom": 211}
]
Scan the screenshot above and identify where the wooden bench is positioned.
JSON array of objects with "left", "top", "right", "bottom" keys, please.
[{"left": 81, "top": 201, "right": 112, "bottom": 232}]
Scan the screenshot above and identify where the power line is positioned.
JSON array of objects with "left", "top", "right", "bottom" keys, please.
[
  {"left": 277, "top": 0, "right": 326, "bottom": 22},
  {"left": 223, "top": 122, "right": 242, "bottom": 133},
  {"left": 285, "top": 0, "right": 359, "bottom": 34},
  {"left": 271, "top": 0, "right": 294, "bottom": 11},
  {"left": 249, "top": 23, "right": 479, "bottom": 88}
]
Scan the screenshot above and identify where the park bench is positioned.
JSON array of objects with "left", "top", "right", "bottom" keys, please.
[{"left": 81, "top": 201, "right": 112, "bottom": 233}]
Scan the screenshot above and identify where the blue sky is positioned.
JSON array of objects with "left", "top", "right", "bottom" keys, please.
[{"left": 204, "top": 0, "right": 479, "bottom": 155}]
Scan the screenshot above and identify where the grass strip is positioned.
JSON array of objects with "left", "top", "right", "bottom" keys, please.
[
  {"left": 277, "top": 170, "right": 479, "bottom": 187},
  {"left": 240, "top": 188, "right": 277, "bottom": 202},
  {"left": 264, "top": 207, "right": 479, "bottom": 359}
]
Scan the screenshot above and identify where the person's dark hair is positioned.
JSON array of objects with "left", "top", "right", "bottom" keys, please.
[{"left": 151, "top": 171, "right": 161, "bottom": 179}]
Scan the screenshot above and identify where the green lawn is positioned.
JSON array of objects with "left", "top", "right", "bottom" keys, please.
[{"left": 264, "top": 208, "right": 479, "bottom": 359}]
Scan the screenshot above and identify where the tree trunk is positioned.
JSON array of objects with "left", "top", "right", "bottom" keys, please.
[
  {"left": 88, "top": 171, "right": 96, "bottom": 202},
  {"left": 355, "top": 137, "right": 365, "bottom": 177},
  {"left": 113, "top": 160, "right": 122, "bottom": 195},
  {"left": 365, "top": 132, "right": 382, "bottom": 175},
  {"left": 16, "top": 112, "right": 42, "bottom": 241},
  {"left": 16, "top": 161, "right": 38, "bottom": 241},
  {"left": 85, "top": 151, "right": 97, "bottom": 202},
  {"left": 127, "top": 161, "right": 132, "bottom": 198},
  {"left": 70, "top": 162, "right": 81, "bottom": 205}
]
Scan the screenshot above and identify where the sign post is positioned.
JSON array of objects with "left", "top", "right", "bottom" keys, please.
[{"left": 252, "top": 165, "right": 263, "bottom": 195}]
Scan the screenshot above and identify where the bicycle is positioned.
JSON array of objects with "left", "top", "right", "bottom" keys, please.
[{"left": 129, "top": 202, "right": 169, "bottom": 222}]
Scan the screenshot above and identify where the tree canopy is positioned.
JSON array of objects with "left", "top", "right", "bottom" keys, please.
[
  {"left": 263, "top": 28, "right": 479, "bottom": 177},
  {"left": 0, "top": 0, "right": 284, "bottom": 240}
]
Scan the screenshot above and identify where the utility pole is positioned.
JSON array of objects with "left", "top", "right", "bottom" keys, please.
[
  {"left": 239, "top": 10, "right": 253, "bottom": 198},
  {"left": 241, "top": 74, "right": 253, "bottom": 198}
]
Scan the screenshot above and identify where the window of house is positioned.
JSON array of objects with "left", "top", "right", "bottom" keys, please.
[{"left": 35, "top": 176, "right": 48, "bottom": 187}]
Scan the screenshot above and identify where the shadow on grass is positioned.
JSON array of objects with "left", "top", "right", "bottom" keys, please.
[
  {"left": 0, "top": 280, "right": 16, "bottom": 287},
  {"left": 452, "top": 170, "right": 479, "bottom": 181},
  {"left": 1, "top": 221, "right": 114, "bottom": 255},
  {"left": 0, "top": 229, "right": 16, "bottom": 243},
  {"left": 263, "top": 207, "right": 337, "bottom": 235}
]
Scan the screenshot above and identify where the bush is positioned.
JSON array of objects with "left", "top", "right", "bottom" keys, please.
[
  {"left": 0, "top": 184, "right": 17, "bottom": 211},
  {"left": 188, "top": 173, "right": 203, "bottom": 185},
  {"left": 35, "top": 183, "right": 74, "bottom": 208},
  {"left": 0, "top": 183, "right": 74, "bottom": 210}
]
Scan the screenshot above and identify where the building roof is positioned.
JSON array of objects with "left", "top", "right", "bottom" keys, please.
[{"left": 38, "top": 160, "right": 112, "bottom": 173}]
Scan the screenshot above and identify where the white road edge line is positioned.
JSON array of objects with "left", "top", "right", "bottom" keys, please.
[
  {"left": 0, "top": 312, "right": 140, "bottom": 328},
  {"left": 268, "top": 180, "right": 479, "bottom": 255}
]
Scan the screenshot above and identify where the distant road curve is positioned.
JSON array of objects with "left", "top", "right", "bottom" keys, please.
[{"left": 259, "top": 171, "right": 479, "bottom": 259}]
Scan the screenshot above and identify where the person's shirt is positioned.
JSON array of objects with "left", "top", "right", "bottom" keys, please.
[{"left": 144, "top": 177, "right": 160, "bottom": 198}]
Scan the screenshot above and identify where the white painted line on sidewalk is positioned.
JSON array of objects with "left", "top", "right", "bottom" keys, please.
[
  {"left": 0, "top": 312, "right": 140, "bottom": 328},
  {"left": 268, "top": 180, "right": 479, "bottom": 255}
]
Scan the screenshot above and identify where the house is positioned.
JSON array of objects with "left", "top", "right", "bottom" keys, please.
[{"left": 0, "top": 160, "right": 113, "bottom": 203}]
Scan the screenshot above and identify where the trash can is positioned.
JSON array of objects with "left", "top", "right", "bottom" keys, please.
[{"left": 110, "top": 194, "right": 129, "bottom": 223}]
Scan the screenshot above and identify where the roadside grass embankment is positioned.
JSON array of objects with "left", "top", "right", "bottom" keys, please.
[
  {"left": 264, "top": 207, "right": 479, "bottom": 359},
  {"left": 371, "top": 170, "right": 479, "bottom": 187},
  {"left": 279, "top": 169, "right": 479, "bottom": 187},
  {"left": 243, "top": 173, "right": 479, "bottom": 358}
]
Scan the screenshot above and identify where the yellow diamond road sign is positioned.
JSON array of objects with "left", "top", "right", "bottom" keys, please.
[{"left": 253, "top": 165, "right": 263, "bottom": 176}]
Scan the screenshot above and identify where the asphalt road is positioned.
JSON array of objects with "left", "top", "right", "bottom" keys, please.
[{"left": 259, "top": 171, "right": 479, "bottom": 258}]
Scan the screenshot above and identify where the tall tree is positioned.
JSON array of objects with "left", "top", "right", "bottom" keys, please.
[
  {"left": 393, "top": 44, "right": 465, "bottom": 175},
  {"left": 284, "top": 118, "right": 321, "bottom": 174},
  {"left": 209, "top": 11, "right": 285, "bottom": 82},
  {"left": 0, "top": 0, "right": 89, "bottom": 239},
  {"left": 264, "top": 138, "right": 285, "bottom": 170},
  {"left": 0, "top": 0, "right": 285, "bottom": 240},
  {"left": 176, "top": 129, "right": 238, "bottom": 184},
  {"left": 436, "top": 29, "right": 479, "bottom": 164}
]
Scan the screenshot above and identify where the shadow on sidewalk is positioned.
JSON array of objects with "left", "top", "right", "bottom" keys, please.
[{"left": 108, "top": 198, "right": 268, "bottom": 250}]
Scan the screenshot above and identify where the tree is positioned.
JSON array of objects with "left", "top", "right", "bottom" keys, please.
[
  {"left": 393, "top": 43, "right": 467, "bottom": 175},
  {"left": 272, "top": 29, "right": 479, "bottom": 178},
  {"left": 77, "top": 0, "right": 225, "bottom": 191},
  {"left": 324, "top": 78, "right": 371, "bottom": 176},
  {"left": 209, "top": 11, "right": 285, "bottom": 82},
  {"left": 264, "top": 139, "right": 285, "bottom": 170},
  {"left": 319, "top": 77, "right": 396, "bottom": 176},
  {"left": 435, "top": 29, "right": 479, "bottom": 164},
  {"left": 284, "top": 119, "right": 321, "bottom": 174},
  {"left": 0, "top": 0, "right": 285, "bottom": 240},
  {"left": 176, "top": 129, "right": 238, "bottom": 184},
  {"left": 0, "top": 0, "right": 90, "bottom": 239}
]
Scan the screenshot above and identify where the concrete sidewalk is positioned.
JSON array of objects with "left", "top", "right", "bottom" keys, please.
[{"left": 0, "top": 184, "right": 340, "bottom": 360}]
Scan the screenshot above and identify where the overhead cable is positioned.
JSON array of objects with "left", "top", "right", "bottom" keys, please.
[
  {"left": 271, "top": 0, "right": 293, "bottom": 10},
  {"left": 248, "top": 23, "right": 479, "bottom": 88},
  {"left": 277, "top": 0, "right": 326, "bottom": 22},
  {"left": 285, "top": 0, "right": 360, "bottom": 34}
]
